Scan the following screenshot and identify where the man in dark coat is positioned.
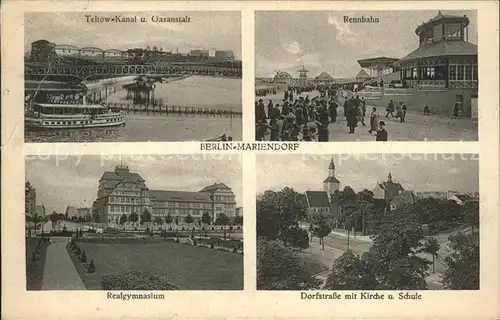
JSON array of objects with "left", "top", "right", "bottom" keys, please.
[
  {"left": 376, "top": 121, "right": 388, "bottom": 141},
  {"left": 267, "top": 100, "right": 273, "bottom": 119},
  {"left": 329, "top": 99, "right": 338, "bottom": 123},
  {"left": 256, "top": 99, "right": 266, "bottom": 123},
  {"left": 346, "top": 101, "right": 358, "bottom": 134}
]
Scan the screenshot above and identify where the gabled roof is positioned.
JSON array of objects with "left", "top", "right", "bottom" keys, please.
[
  {"left": 274, "top": 71, "right": 292, "bottom": 79},
  {"left": 376, "top": 181, "right": 405, "bottom": 200},
  {"left": 150, "top": 190, "right": 212, "bottom": 203},
  {"left": 199, "top": 183, "right": 231, "bottom": 192},
  {"left": 316, "top": 72, "right": 334, "bottom": 81},
  {"left": 305, "top": 191, "right": 330, "bottom": 208},
  {"left": 355, "top": 69, "right": 371, "bottom": 80},
  {"left": 395, "top": 41, "right": 477, "bottom": 65},
  {"left": 391, "top": 190, "right": 417, "bottom": 208}
]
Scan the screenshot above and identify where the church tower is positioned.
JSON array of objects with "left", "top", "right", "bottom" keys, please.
[{"left": 323, "top": 157, "right": 340, "bottom": 197}]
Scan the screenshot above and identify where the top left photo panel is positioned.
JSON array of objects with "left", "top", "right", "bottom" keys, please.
[{"left": 24, "top": 11, "right": 242, "bottom": 143}]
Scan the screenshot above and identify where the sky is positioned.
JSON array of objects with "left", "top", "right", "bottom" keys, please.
[
  {"left": 255, "top": 10, "right": 477, "bottom": 78},
  {"left": 24, "top": 11, "right": 241, "bottom": 58},
  {"left": 25, "top": 154, "right": 242, "bottom": 214},
  {"left": 256, "top": 154, "right": 479, "bottom": 195}
]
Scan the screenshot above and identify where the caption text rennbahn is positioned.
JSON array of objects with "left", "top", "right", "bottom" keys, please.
[
  {"left": 300, "top": 292, "right": 422, "bottom": 300},
  {"left": 200, "top": 142, "right": 300, "bottom": 151}
]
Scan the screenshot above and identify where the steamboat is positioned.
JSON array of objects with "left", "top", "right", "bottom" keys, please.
[{"left": 25, "top": 80, "right": 126, "bottom": 129}]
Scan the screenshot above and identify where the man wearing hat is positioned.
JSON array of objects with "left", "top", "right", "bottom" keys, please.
[{"left": 376, "top": 121, "right": 388, "bottom": 141}]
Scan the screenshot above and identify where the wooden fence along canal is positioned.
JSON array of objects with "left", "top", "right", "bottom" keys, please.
[{"left": 103, "top": 102, "right": 242, "bottom": 118}]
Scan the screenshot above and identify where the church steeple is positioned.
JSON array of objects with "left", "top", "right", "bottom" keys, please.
[
  {"left": 323, "top": 157, "right": 340, "bottom": 196},
  {"left": 328, "top": 157, "right": 335, "bottom": 177}
]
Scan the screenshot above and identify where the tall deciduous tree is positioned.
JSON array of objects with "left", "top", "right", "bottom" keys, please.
[
  {"left": 325, "top": 250, "right": 377, "bottom": 290},
  {"left": 214, "top": 213, "right": 229, "bottom": 226},
  {"left": 201, "top": 212, "right": 212, "bottom": 225},
  {"left": 257, "top": 238, "right": 319, "bottom": 290},
  {"left": 256, "top": 188, "right": 306, "bottom": 243},
  {"left": 441, "top": 232, "right": 479, "bottom": 289},
  {"left": 141, "top": 209, "right": 152, "bottom": 227},
  {"left": 119, "top": 213, "right": 128, "bottom": 225},
  {"left": 462, "top": 201, "right": 479, "bottom": 234},
  {"left": 362, "top": 206, "right": 431, "bottom": 290},
  {"left": 129, "top": 212, "right": 139, "bottom": 224},
  {"left": 185, "top": 214, "right": 194, "bottom": 225},
  {"left": 309, "top": 212, "right": 331, "bottom": 250}
]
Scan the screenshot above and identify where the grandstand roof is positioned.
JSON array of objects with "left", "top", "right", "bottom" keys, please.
[
  {"left": 357, "top": 57, "right": 399, "bottom": 68},
  {"left": 415, "top": 11, "right": 470, "bottom": 35},
  {"left": 395, "top": 40, "right": 477, "bottom": 65}
]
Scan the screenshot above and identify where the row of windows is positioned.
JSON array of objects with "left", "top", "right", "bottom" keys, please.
[
  {"left": 419, "top": 23, "right": 464, "bottom": 44},
  {"left": 215, "top": 204, "right": 234, "bottom": 211},
  {"left": 154, "top": 201, "right": 212, "bottom": 209},
  {"left": 153, "top": 208, "right": 209, "bottom": 216},
  {"left": 109, "top": 196, "right": 144, "bottom": 204},
  {"left": 449, "top": 64, "right": 478, "bottom": 81},
  {"left": 214, "top": 195, "right": 235, "bottom": 202},
  {"left": 402, "top": 65, "right": 477, "bottom": 81},
  {"left": 43, "top": 118, "right": 122, "bottom": 126},
  {"left": 108, "top": 205, "right": 141, "bottom": 213}
]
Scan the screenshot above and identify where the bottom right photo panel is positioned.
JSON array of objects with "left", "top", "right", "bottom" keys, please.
[{"left": 256, "top": 153, "right": 479, "bottom": 291}]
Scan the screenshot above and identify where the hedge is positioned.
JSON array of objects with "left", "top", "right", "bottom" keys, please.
[{"left": 101, "top": 271, "right": 179, "bottom": 290}]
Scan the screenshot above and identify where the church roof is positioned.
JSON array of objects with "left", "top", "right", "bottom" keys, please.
[
  {"left": 323, "top": 176, "right": 340, "bottom": 183},
  {"left": 355, "top": 69, "right": 371, "bottom": 80},
  {"left": 305, "top": 191, "right": 330, "bottom": 208},
  {"left": 395, "top": 41, "right": 477, "bottom": 66}
]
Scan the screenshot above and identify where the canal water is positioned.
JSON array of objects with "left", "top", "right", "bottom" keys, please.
[{"left": 25, "top": 76, "right": 242, "bottom": 142}]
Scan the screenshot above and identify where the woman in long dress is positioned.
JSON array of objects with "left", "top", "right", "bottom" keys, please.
[{"left": 369, "top": 107, "right": 379, "bottom": 134}]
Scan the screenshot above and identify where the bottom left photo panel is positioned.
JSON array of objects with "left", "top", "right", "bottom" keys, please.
[{"left": 24, "top": 154, "right": 244, "bottom": 291}]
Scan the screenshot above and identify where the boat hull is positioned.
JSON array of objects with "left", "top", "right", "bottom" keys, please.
[{"left": 25, "top": 114, "right": 126, "bottom": 129}]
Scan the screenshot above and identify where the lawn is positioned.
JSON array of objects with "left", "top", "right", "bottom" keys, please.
[{"left": 71, "top": 241, "right": 243, "bottom": 290}]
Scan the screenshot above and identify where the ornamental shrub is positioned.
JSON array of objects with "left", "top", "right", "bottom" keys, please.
[{"left": 101, "top": 271, "right": 179, "bottom": 290}]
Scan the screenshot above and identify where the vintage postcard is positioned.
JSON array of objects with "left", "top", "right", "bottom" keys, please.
[{"left": 1, "top": 1, "right": 499, "bottom": 320}]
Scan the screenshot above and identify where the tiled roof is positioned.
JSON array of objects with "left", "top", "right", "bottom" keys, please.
[
  {"left": 305, "top": 191, "right": 330, "bottom": 208},
  {"left": 391, "top": 191, "right": 417, "bottom": 208},
  {"left": 199, "top": 183, "right": 231, "bottom": 192},
  {"left": 99, "top": 171, "right": 145, "bottom": 183},
  {"left": 395, "top": 41, "right": 477, "bottom": 65},
  {"left": 378, "top": 181, "right": 405, "bottom": 200},
  {"left": 296, "top": 193, "right": 308, "bottom": 208},
  {"left": 150, "top": 190, "right": 212, "bottom": 203}
]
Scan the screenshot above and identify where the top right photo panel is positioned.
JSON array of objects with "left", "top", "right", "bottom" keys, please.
[{"left": 255, "top": 10, "right": 478, "bottom": 142}]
